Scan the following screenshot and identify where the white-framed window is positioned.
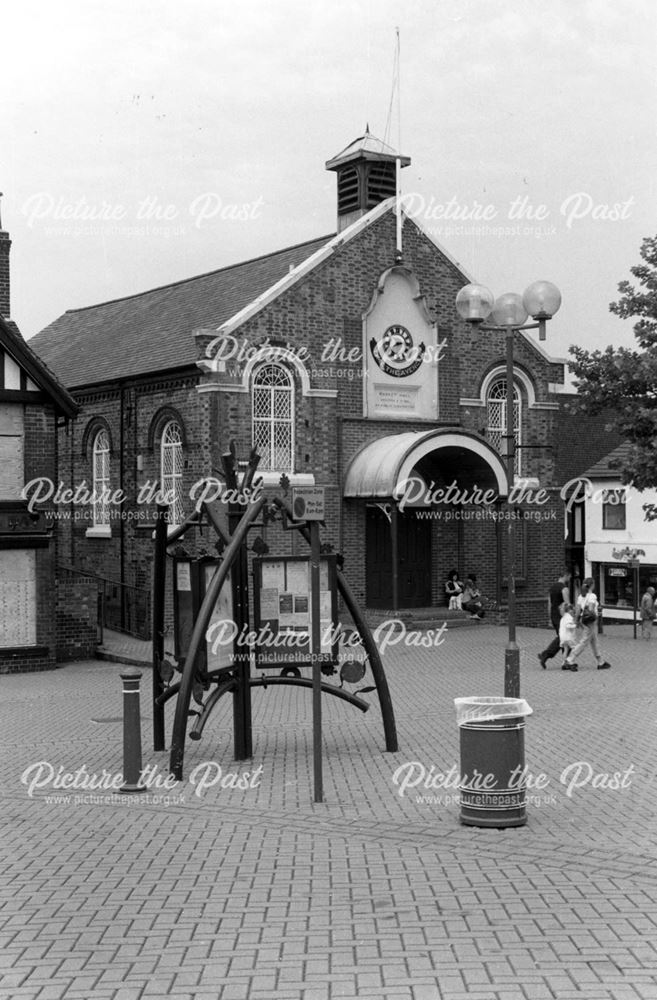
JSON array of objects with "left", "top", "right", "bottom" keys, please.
[
  {"left": 92, "top": 429, "right": 110, "bottom": 527},
  {"left": 160, "top": 420, "right": 184, "bottom": 525},
  {"left": 602, "top": 490, "right": 627, "bottom": 530},
  {"left": 487, "top": 379, "right": 522, "bottom": 477},
  {"left": 252, "top": 363, "right": 294, "bottom": 473}
]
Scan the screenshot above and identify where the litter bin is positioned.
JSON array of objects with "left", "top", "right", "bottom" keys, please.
[{"left": 454, "top": 696, "right": 533, "bottom": 828}]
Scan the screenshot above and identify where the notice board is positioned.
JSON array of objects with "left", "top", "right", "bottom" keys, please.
[{"left": 253, "top": 555, "right": 338, "bottom": 669}]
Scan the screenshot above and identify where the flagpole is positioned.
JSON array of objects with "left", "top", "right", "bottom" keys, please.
[{"left": 395, "top": 27, "right": 402, "bottom": 257}]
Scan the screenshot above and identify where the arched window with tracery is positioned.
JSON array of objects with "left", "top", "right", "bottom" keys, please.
[
  {"left": 92, "top": 429, "right": 110, "bottom": 527},
  {"left": 252, "top": 363, "right": 294, "bottom": 472},
  {"left": 160, "top": 420, "right": 184, "bottom": 524},
  {"left": 486, "top": 378, "right": 522, "bottom": 477}
]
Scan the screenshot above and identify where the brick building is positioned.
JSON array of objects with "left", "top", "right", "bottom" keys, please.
[
  {"left": 0, "top": 215, "right": 83, "bottom": 672},
  {"left": 29, "top": 133, "right": 591, "bottom": 627}
]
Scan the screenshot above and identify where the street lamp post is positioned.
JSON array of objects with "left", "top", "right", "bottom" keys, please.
[{"left": 455, "top": 280, "right": 562, "bottom": 697}]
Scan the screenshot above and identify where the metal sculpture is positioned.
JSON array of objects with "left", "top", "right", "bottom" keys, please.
[{"left": 151, "top": 444, "right": 398, "bottom": 782}]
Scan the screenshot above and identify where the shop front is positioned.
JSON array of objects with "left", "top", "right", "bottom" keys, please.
[
  {"left": 588, "top": 545, "right": 657, "bottom": 622},
  {"left": 580, "top": 446, "right": 657, "bottom": 622}
]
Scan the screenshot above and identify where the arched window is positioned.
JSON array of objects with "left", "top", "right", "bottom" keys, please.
[
  {"left": 160, "top": 420, "right": 184, "bottom": 525},
  {"left": 92, "top": 429, "right": 110, "bottom": 527},
  {"left": 252, "top": 363, "right": 294, "bottom": 472},
  {"left": 487, "top": 378, "right": 522, "bottom": 477}
]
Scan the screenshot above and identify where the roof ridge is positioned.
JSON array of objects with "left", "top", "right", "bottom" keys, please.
[{"left": 60, "top": 232, "right": 335, "bottom": 316}]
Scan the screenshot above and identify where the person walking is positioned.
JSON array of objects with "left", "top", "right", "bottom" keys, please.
[
  {"left": 640, "top": 585, "right": 656, "bottom": 640},
  {"left": 563, "top": 577, "right": 611, "bottom": 671},
  {"left": 538, "top": 570, "right": 571, "bottom": 669}
]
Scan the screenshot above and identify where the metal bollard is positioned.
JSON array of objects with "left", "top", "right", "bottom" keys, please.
[{"left": 120, "top": 671, "right": 146, "bottom": 794}]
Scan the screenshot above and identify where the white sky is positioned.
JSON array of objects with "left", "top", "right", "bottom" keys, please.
[{"left": 2, "top": 0, "right": 656, "bottom": 364}]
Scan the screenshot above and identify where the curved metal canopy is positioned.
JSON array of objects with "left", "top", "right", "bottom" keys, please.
[{"left": 343, "top": 429, "right": 508, "bottom": 500}]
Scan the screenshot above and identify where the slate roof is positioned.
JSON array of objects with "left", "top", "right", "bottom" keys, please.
[
  {"left": 0, "top": 314, "right": 78, "bottom": 418},
  {"left": 552, "top": 396, "right": 625, "bottom": 484},
  {"left": 583, "top": 442, "right": 633, "bottom": 479},
  {"left": 28, "top": 234, "right": 333, "bottom": 389}
]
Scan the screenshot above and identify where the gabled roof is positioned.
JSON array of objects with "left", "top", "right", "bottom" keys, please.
[
  {"left": 583, "top": 442, "right": 633, "bottom": 479},
  {"left": 206, "top": 199, "right": 472, "bottom": 343},
  {"left": 28, "top": 234, "right": 333, "bottom": 388},
  {"left": 552, "top": 398, "right": 625, "bottom": 484},
  {"left": 0, "top": 315, "right": 78, "bottom": 418},
  {"left": 28, "top": 196, "right": 475, "bottom": 392}
]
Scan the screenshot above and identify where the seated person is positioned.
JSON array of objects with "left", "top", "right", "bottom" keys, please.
[
  {"left": 461, "top": 575, "right": 485, "bottom": 619},
  {"left": 445, "top": 569, "right": 464, "bottom": 609}
]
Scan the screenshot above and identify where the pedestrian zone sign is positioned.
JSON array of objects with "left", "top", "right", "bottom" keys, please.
[{"left": 291, "top": 486, "right": 325, "bottom": 521}]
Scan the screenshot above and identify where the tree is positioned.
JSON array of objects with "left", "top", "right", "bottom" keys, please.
[{"left": 569, "top": 235, "right": 657, "bottom": 490}]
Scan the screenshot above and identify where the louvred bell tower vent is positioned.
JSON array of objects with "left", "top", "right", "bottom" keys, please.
[{"left": 325, "top": 128, "right": 410, "bottom": 232}]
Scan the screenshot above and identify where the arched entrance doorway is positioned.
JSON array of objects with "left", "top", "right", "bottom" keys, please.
[{"left": 344, "top": 429, "right": 508, "bottom": 610}]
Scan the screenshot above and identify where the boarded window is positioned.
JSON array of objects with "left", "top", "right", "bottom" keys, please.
[{"left": 0, "top": 549, "right": 36, "bottom": 647}]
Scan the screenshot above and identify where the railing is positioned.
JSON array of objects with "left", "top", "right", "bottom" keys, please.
[{"left": 57, "top": 565, "right": 152, "bottom": 642}]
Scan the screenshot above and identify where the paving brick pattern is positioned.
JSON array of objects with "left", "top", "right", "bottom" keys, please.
[{"left": 1, "top": 622, "right": 657, "bottom": 999}]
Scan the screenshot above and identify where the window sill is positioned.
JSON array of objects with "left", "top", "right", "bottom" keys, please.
[
  {"left": 85, "top": 525, "right": 112, "bottom": 539},
  {"left": 133, "top": 522, "right": 182, "bottom": 535},
  {"left": 255, "top": 472, "right": 316, "bottom": 488}
]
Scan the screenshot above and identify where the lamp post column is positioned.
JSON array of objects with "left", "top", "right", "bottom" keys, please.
[
  {"left": 455, "top": 279, "right": 561, "bottom": 699},
  {"left": 504, "top": 327, "right": 520, "bottom": 698}
]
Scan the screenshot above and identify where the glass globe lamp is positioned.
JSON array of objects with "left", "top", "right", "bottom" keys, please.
[
  {"left": 455, "top": 284, "right": 495, "bottom": 324},
  {"left": 523, "top": 280, "right": 561, "bottom": 319},
  {"left": 491, "top": 292, "right": 528, "bottom": 328}
]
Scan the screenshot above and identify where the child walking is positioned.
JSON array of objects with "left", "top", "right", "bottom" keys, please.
[
  {"left": 563, "top": 578, "right": 611, "bottom": 671},
  {"left": 559, "top": 603, "right": 577, "bottom": 668}
]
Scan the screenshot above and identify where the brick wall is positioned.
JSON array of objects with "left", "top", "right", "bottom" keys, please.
[
  {"left": 56, "top": 576, "right": 98, "bottom": 661},
  {"left": 0, "top": 401, "right": 62, "bottom": 673},
  {"left": 0, "top": 230, "right": 10, "bottom": 317},
  {"left": 56, "top": 373, "right": 205, "bottom": 581},
  {"left": 51, "top": 206, "right": 568, "bottom": 628},
  {"left": 0, "top": 646, "right": 55, "bottom": 673}
]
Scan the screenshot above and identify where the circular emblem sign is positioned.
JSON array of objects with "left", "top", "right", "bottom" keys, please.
[{"left": 370, "top": 324, "right": 425, "bottom": 378}]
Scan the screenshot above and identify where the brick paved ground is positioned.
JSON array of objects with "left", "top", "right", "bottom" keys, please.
[{"left": 1, "top": 621, "right": 656, "bottom": 999}]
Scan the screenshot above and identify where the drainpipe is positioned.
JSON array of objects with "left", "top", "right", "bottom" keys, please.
[
  {"left": 70, "top": 407, "right": 75, "bottom": 567},
  {"left": 336, "top": 414, "right": 343, "bottom": 555},
  {"left": 119, "top": 383, "right": 125, "bottom": 629},
  {"left": 391, "top": 503, "right": 399, "bottom": 611}
]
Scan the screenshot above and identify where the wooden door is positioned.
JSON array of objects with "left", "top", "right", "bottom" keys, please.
[
  {"left": 366, "top": 506, "right": 432, "bottom": 608},
  {"left": 398, "top": 514, "right": 432, "bottom": 607},
  {"left": 365, "top": 505, "right": 392, "bottom": 608}
]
